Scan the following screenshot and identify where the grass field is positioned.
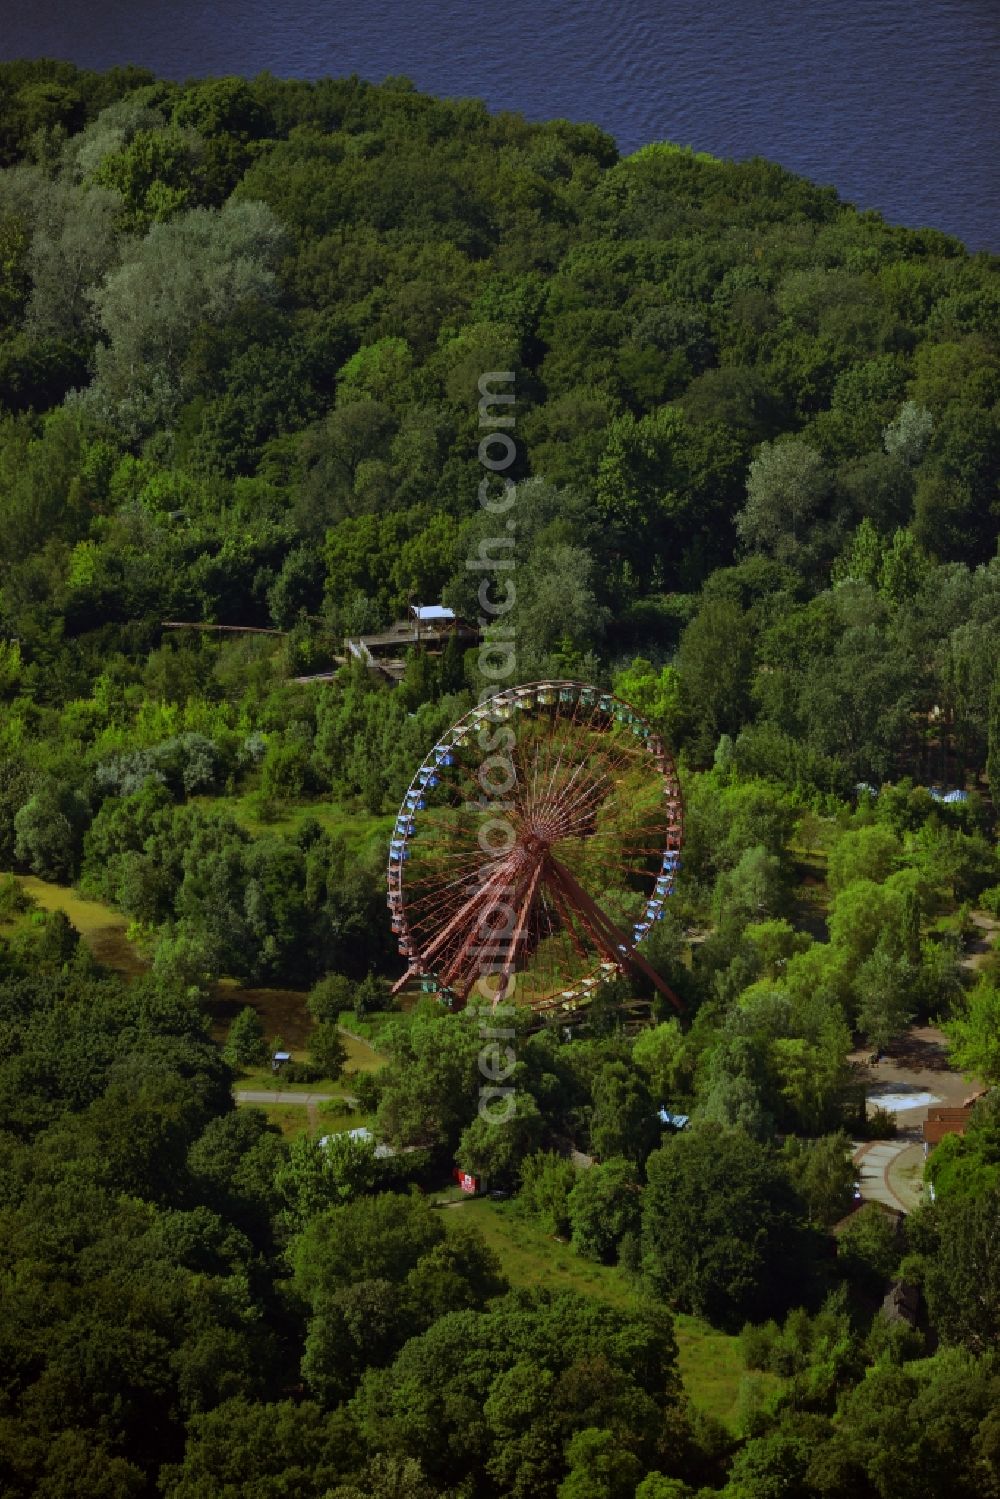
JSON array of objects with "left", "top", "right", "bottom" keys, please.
[
  {"left": 439, "top": 1196, "right": 780, "bottom": 1430},
  {"left": 252, "top": 1102, "right": 317, "bottom": 1139},
  {"left": 338, "top": 1029, "right": 390, "bottom": 1072},
  {"left": 245, "top": 1098, "right": 375, "bottom": 1140},
  {"left": 230, "top": 1023, "right": 385, "bottom": 1117},
  {"left": 0, "top": 871, "right": 391, "bottom": 1101},
  {"left": 204, "top": 981, "right": 388, "bottom": 1070}
]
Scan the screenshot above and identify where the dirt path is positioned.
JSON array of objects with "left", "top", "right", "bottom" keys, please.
[{"left": 960, "top": 911, "right": 999, "bottom": 975}]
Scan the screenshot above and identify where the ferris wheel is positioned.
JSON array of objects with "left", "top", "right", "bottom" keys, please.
[{"left": 386, "top": 681, "right": 684, "bottom": 1016}]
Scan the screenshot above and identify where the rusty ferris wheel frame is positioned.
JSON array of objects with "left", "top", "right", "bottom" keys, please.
[{"left": 386, "top": 681, "right": 684, "bottom": 1017}]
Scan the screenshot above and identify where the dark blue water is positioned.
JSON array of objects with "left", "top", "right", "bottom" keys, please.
[{"left": 4, "top": 0, "right": 998, "bottom": 251}]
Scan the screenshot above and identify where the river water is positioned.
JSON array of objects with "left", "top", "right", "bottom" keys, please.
[{"left": 3, "top": 0, "right": 998, "bottom": 250}]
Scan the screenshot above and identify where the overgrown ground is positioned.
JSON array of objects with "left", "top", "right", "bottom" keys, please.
[
  {"left": 193, "top": 791, "right": 396, "bottom": 858},
  {"left": 0, "top": 872, "right": 145, "bottom": 971},
  {"left": 439, "top": 1195, "right": 780, "bottom": 1430}
]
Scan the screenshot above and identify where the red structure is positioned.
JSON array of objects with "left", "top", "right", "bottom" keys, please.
[
  {"left": 923, "top": 1089, "right": 988, "bottom": 1149},
  {"left": 386, "top": 682, "right": 684, "bottom": 1017},
  {"left": 452, "top": 1167, "right": 481, "bottom": 1195}
]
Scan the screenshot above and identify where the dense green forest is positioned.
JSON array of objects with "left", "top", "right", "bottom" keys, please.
[{"left": 1, "top": 57, "right": 1000, "bottom": 1499}]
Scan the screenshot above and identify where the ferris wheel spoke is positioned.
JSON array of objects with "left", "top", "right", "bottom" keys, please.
[
  {"left": 542, "top": 736, "right": 646, "bottom": 828},
  {"left": 527, "top": 693, "right": 589, "bottom": 826},
  {"left": 547, "top": 851, "right": 683, "bottom": 1012},
  {"left": 539, "top": 862, "right": 592, "bottom": 965},
  {"left": 405, "top": 864, "right": 487, "bottom": 905},
  {"left": 404, "top": 863, "right": 506, "bottom": 929},
  {"left": 544, "top": 857, "right": 626, "bottom": 970},
  {"left": 480, "top": 854, "right": 547, "bottom": 1006},
  {"left": 542, "top": 766, "right": 619, "bottom": 837},
  {"left": 417, "top": 854, "right": 521, "bottom": 968}
]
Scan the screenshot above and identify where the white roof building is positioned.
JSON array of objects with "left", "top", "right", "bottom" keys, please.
[{"left": 411, "top": 605, "right": 456, "bottom": 622}]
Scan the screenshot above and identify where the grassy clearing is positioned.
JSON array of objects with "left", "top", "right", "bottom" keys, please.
[
  {"left": 209, "top": 980, "right": 314, "bottom": 1050},
  {"left": 440, "top": 1196, "right": 638, "bottom": 1309},
  {"left": 316, "top": 1100, "right": 373, "bottom": 1133},
  {"left": 440, "top": 1197, "right": 780, "bottom": 1430},
  {"left": 338, "top": 1030, "right": 388, "bottom": 1073},
  {"left": 215, "top": 792, "right": 395, "bottom": 858},
  {"left": 1, "top": 873, "right": 146, "bottom": 972},
  {"left": 2, "top": 882, "right": 396, "bottom": 1095},
  {"left": 252, "top": 1103, "right": 317, "bottom": 1140},
  {"left": 224, "top": 1021, "right": 386, "bottom": 1093},
  {"left": 232, "top": 1065, "right": 367, "bottom": 1097},
  {"left": 211, "top": 986, "right": 388, "bottom": 1067},
  {"left": 238, "top": 1095, "right": 372, "bottom": 1139},
  {"left": 233, "top": 1067, "right": 329, "bottom": 1093}
]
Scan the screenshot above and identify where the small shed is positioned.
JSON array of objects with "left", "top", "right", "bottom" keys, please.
[
  {"left": 881, "top": 1281, "right": 920, "bottom": 1328},
  {"left": 271, "top": 1050, "right": 291, "bottom": 1073},
  {"left": 658, "top": 1107, "right": 690, "bottom": 1131}
]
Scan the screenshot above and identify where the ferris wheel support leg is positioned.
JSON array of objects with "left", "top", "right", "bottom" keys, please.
[
  {"left": 486, "top": 855, "right": 546, "bottom": 1009},
  {"left": 439, "top": 850, "right": 542, "bottom": 997},
  {"left": 544, "top": 856, "right": 629, "bottom": 971},
  {"left": 541, "top": 862, "right": 593, "bottom": 965},
  {"left": 417, "top": 857, "right": 520, "bottom": 974},
  {"left": 624, "top": 944, "right": 685, "bottom": 1014},
  {"left": 546, "top": 854, "right": 684, "bottom": 1014}
]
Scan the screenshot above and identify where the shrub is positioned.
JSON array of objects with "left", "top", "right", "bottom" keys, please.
[{"left": 223, "top": 1005, "right": 268, "bottom": 1068}]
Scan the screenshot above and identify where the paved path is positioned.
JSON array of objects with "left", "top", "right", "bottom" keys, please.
[
  {"left": 235, "top": 1089, "right": 358, "bottom": 1106},
  {"left": 885, "top": 1141, "right": 928, "bottom": 1211},
  {"left": 852, "top": 1139, "right": 920, "bottom": 1213}
]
